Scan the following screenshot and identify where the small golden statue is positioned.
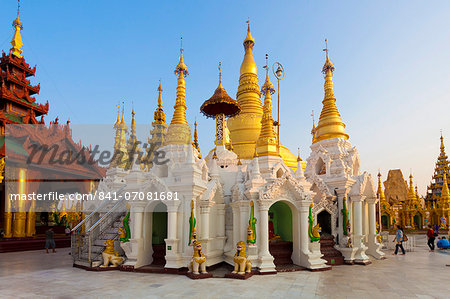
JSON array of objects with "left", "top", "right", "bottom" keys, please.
[
  {"left": 118, "top": 227, "right": 126, "bottom": 239},
  {"left": 188, "top": 241, "right": 207, "bottom": 274},
  {"left": 376, "top": 234, "right": 382, "bottom": 243},
  {"left": 247, "top": 225, "right": 254, "bottom": 244},
  {"left": 189, "top": 228, "right": 198, "bottom": 246},
  {"left": 232, "top": 241, "right": 252, "bottom": 275},
  {"left": 312, "top": 223, "right": 321, "bottom": 239},
  {"left": 346, "top": 237, "right": 353, "bottom": 248},
  {"left": 100, "top": 240, "right": 125, "bottom": 267}
]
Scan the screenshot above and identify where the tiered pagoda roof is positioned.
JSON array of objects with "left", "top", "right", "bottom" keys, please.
[{"left": 425, "top": 135, "right": 450, "bottom": 207}]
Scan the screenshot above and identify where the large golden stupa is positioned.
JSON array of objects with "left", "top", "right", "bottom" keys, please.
[{"left": 227, "top": 23, "right": 299, "bottom": 169}]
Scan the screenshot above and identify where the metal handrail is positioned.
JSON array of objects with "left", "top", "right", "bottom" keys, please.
[
  {"left": 71, "top": 185, "right": 126, "bottom": 233},
  {"left": 88, "top": 197, "right": 126, "bottom": 233},
  {"left": 87, "top": 197, "right": 127, "bottom": 263}
]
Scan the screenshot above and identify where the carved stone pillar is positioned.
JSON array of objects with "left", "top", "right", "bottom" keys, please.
[
  {"left": 351, "top": 195, "right": 370, "bottom": 264},
  {"left": 165, "top": 200, "right": 181, "bottom": 269},
  {"left": 230, "top": 202, "right": 240, "bottom": 247},
  {"left": 257, "top": 199, "right": 275, "bottom": 273},
  {"left": 239, "top": 202, "right": 249, "bottom": 243},
  {"left": 298, "top": 201, "right": 328, "bottom": 270},
  {"left": 199, "top": 201, "right": 214, "bottom": 240},
  {"left": 366, "top": 197, "right": 384, "bottom": 259},
  {"left": 216, "top": 203, "right": 225, "bottom": 237},
  {"left": 122, "top": 202, "right": 146, "bottom": 266}
]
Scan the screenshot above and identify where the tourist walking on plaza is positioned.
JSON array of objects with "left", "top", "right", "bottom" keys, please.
[
  {"left": 427, "top": 224, "right": 436, "bottom": 252},
  {"left": 393, "top": 225, "right": 405, "bottom": 255},
  {"left": 45, "top": 227, "right": 56, "bottom": 253}
]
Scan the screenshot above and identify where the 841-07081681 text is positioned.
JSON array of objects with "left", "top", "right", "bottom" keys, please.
[{"left": 97, "top": 191, "right": 179, "bottom": 201}]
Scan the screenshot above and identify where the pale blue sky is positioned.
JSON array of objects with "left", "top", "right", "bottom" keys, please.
[{"left": 1, "top": 0, "right": 450, "bottom": 195}]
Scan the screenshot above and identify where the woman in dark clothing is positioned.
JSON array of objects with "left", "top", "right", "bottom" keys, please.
[
  {"left": 426, "top": 224, "right": 436, "bottom": 251},
  {"left": 45, "top": 227, "right": 56, "bottom": 253}
]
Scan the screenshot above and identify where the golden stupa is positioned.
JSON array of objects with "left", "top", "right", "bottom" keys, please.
[{"left": 227, "top": 23, "right": 300, "bottom": 170}]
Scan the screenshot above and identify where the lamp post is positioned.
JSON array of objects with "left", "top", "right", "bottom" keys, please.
[{"left": 272, "top": 62, "right": 284, "bottom": 154}]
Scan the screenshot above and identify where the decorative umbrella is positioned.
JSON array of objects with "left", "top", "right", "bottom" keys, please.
[{"left": 200, "top": 62, "right": 241, "bottom": 146}]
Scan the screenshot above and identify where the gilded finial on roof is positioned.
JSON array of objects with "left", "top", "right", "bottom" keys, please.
[
  {"left": 10, "top": 0, "right": 24, "bottom": 58},
  {"left": 313, "top": 39, "right": 348, "bottom": 143},
  {"left": 175, "top": 37, "right": 188, "bottom": 76}
]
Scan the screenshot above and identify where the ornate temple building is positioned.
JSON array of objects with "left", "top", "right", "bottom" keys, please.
[
  {"left": 0, "top": 11, "right": 105, "bottom": 250},
  {"left": 378, "top": 171, "right": 425, "bottom": 230},
  {"left": 377, "top": 136, "right": 450, "bottom": 230},
  {"left": 304, "top": 47, "right": 383, "bottom": 263},
  {"left": 72, "top": 23, "right": 384, "bottom": 274}
]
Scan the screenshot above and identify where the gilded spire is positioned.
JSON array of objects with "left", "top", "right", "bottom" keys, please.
[
  {"left": 377, "top": 172, "right": 386, "bottom": 201},
  {"left": 256, "top": 56, "right": 278, "bottom": 157},
  {"left": 240, "top": 20, "right": 257, "bottom": 75},
  {"left": 227, "top": 21, "right": 263, "bottom": 159},
  {"left": 120, "top": 104, "right": 128, "bottom": 130},
  {"left": 165, "top": 39, "right": 192, "bottom": 145},
  {"left": 406, "top": 173, "right": 417, "bottom": 205},
  {"left": 441, "top": 172, "right": 450, "bottom": 200},
  {"left": 297, "top": 148, "right": 302, "bottom": 162},
  {"left": 193, "top": 120, "right": 201, "bottom": 156},
  {"left": 114, "top": 104, "right": 120, "bottom": 127},
  {"left": 111, "top": 104, "right": 129, "bottom": 168},
  {"left": 157, "top": 81, "right": 163, "bottom": 108},
  {"left": 313, "top": 39, "right": 349, "bottom": 143},
  {"left": 440, "top": 133, "right": 445, "bottom": 154},
  {"left": 153, "top": 82, "right": 166, "bottom": 124},
  {"left": 129, "top": 108, "right": 137, "bottom": 144},
  {"left": 10, "top": 2, "right": 24, "bottom": 58},
  {"left": 171, "top": 38, "right": 189, "bottom": 125}
]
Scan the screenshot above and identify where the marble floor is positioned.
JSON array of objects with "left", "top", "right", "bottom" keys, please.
[{"left": 0, "top": 243, "right": 449, "bottom": 299}]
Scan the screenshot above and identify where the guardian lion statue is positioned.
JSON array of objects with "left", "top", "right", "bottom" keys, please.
[
  {"left": 232, "top": 241, "right": 252, "bottom": 275},
  {"left": 188, "top": 241, "right": 207, "bottom": 274},
  {"left": 100, "top": 240, "right": 125, "bottom": 267}
]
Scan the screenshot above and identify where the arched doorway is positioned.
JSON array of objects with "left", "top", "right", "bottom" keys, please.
[
  {"left": 151, "top": 202, "right": 167, "bottom": 266},
  {"left": 381, "top": 214, "right": 390, "bottom": 230},
  {"left": 317, "top": 210, "right": 332, "bottom": 236},
  {"left": 431, "top": 212, "right": 439, "bottom": 226},
  {"left": 413, "top": 213, "right": 422, "bottom": 229},
  {"left": 268, "top": 201, "right": 293, "bottom": 266}
]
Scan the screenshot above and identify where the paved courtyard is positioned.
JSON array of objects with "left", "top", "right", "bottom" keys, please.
[{"left": 0, "top": 241, "right": 449, "bottom": 298}]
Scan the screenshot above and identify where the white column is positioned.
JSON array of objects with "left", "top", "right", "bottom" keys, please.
[
  {"left": 199, "top": 202, "right": 213, "bottom": 240},
  {"left": 257, "top": 200, "right": 275, "bottom": 273},
  {"left": 131, "top": 203, "right": 146, "bottom": 239},
  {"left": 164, "top": 201, "right": 181, "bottom": 269},
  {"left": 230, "top": 202, "right": 240, "bottom": 247},
  {"left": 334, "top": 188, "right": 349, "bottom": 247},
  {"left": 297, "top": 201, "right": 328, "bottom": 270},
  {"left": 366, "top": 197, "right": 385, "bottom": 259},
  {"left": 239, "top": 203, "right": 249, "bottom": 243},
  {"left": 353, "top": 197, "right": 363, "bottom": 244},
  {"left": 351, "top": 196, "right": 369, "bottom": 263},
  {"left": 216, "top": 204, "right": 225, "bottom": 237},
  {"left": 259, "top": 205, "right": 270, "bottom": 255},
  {"left": 299, "top": 203, "right": 310, "bottom": 255},
  {"left": 123, "top": 202, "right": 146, "bottom": 266},
  {"left": 368, "top": 200, "right": 376, "bottom": 239},
  {"left": 167, "top": 204, "right": 178, "bottom": 240}
]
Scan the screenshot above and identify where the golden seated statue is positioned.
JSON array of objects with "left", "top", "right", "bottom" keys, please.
[
  {"left": 232, "top": 241, "right": 252, "bottom": 275},
  {"left": 188, "top": 241, "right": 207, "bottom": 275},
  {"left": 100, "top": 240, "right": 125, "bottom": 267}
]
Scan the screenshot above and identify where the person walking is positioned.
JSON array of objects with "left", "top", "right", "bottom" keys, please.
[
  {"left": 45, "top": 227, "right": 56, "bottom": 253},
  {"left": 426, "top": 224, "right": 436, "bottom": 252},
  {"left": 393, "top": 225, "right": 405, "bottom": 255}
]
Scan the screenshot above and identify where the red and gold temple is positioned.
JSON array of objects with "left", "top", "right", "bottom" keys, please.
[{"left": 0, "top": 12, "right": 105, "bottom": 251}]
